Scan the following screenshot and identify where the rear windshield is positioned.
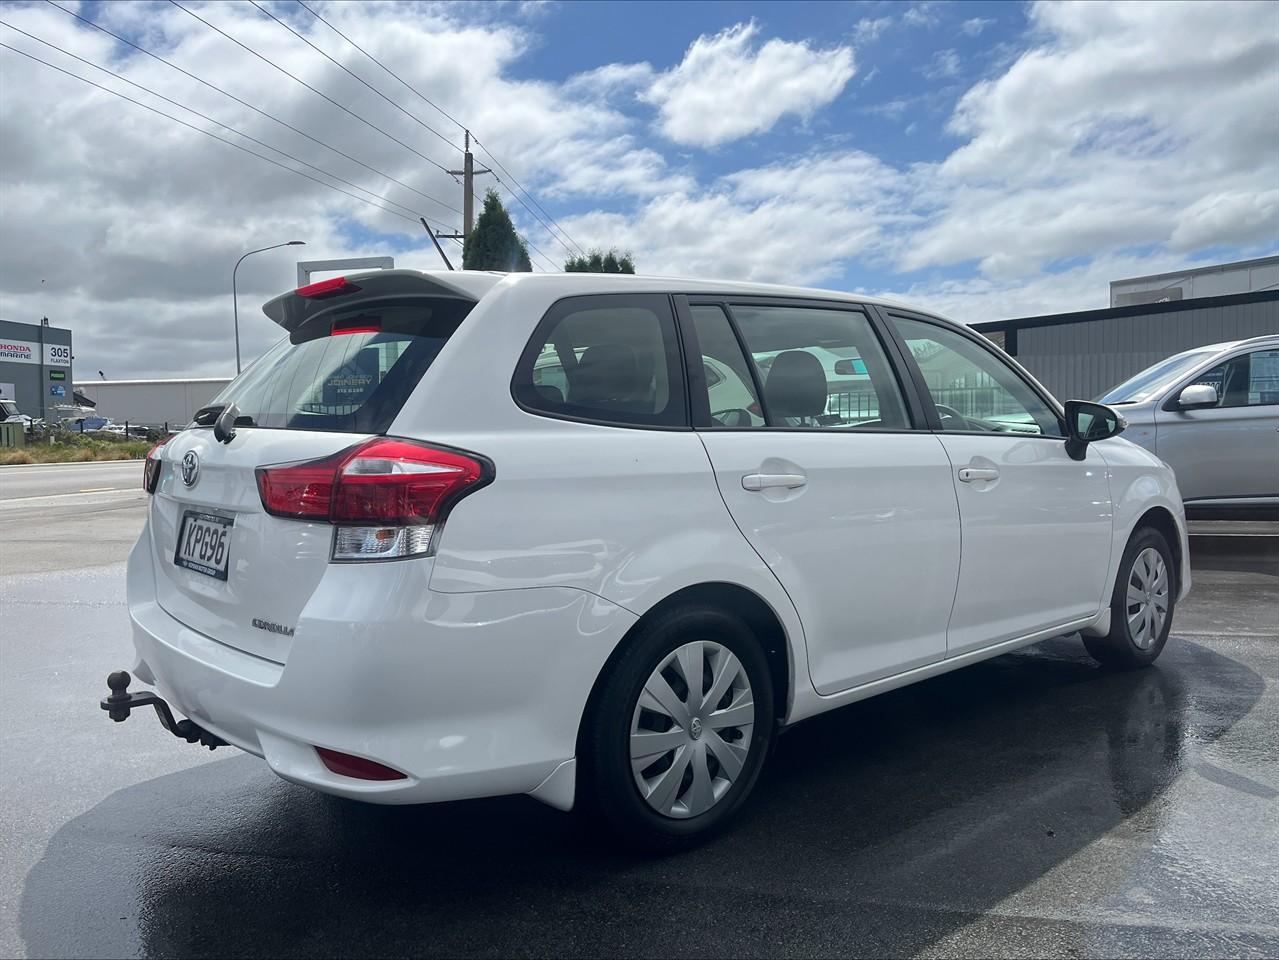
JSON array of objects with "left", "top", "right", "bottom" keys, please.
[{"left": 202, "top": 296, "right": 472, "bottom": 433}]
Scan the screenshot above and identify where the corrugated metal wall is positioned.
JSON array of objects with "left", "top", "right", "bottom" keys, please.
[{"left": 1015, "top": 299, "right": 1279, "bottom": 401}]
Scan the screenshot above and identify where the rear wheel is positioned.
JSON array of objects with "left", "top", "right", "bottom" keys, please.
[
  {"left": 1084, "top": 526, "right": 1176, "bottom": 668},
  {"left": 580, "top": 605, "right": 774, "bottom": 847}
]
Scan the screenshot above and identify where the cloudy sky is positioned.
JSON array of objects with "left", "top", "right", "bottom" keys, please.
[{"left": 1, "top": 0, "right": 1276, "bottom": 379}]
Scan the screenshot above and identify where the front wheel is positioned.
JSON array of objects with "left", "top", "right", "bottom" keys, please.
[
  {"left": 1084, "top": 526, "right": 1176, "bottom": 668},
  {"left": 580, "top": 606, "right": 774, "bottom": 847}
]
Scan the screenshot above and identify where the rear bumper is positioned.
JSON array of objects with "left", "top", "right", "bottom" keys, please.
[{"left": 124, "top": 530, "right": 635, "bottom": 807}]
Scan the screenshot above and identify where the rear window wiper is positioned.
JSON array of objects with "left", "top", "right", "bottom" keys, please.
[{"left": 192, "top": 405, "right": 256, "bottom": 427}]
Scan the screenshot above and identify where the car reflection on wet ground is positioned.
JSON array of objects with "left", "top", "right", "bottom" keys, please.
[{"left": 1, "top": 530, "right": 1276, "bottom": 958}]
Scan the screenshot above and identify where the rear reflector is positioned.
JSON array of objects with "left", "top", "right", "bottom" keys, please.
[
  {"left": 315, "top": 747, "right": 407, "bottom": 781},
  {"left": 255, "top": 437, "right": 492, "bottom": 560},
  {"left": 143, "top": 435, "right": 172, "bottom": 493},
  {"left": 296, "top": 276, "right": 361, "bottom": 299}
]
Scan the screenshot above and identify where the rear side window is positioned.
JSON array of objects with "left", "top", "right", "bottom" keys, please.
[
  {"left": 689, "top": 305, "right": 764, "bottom": 428},
  {"left": 513, "top": 294, "right": 688, "bottom": 427},
  {"left": 204, "top": 296, "right": 472, "bottom": 433}
]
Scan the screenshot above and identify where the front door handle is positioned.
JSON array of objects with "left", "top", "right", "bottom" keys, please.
[
  {"left": 958, "top": 466, "right": 999, "bottom": 483},
  {"left": 742, "top": 473, "right": 807, "bottom": 492}
]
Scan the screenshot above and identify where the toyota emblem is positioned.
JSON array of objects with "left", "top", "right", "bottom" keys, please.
[{"left": 181, "top": 450, "right": 200, "bottom": 487}]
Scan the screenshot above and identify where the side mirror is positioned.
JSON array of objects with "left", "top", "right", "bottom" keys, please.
[
  {"left": 1175, "top": 383, "right": 1218, "bottom": 410},
  {"left": 1064, "top": 399, "right": 1126, "bottom": 461}
]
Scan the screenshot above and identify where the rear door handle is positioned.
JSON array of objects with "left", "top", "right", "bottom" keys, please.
[
  {"left": 742, "top": 473, "right": 807, "bottom": 492},
  {"left": 958, "top": 467, "right": 999, "bottom": 483}
]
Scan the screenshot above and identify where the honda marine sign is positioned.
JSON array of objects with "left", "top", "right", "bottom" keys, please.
[{"left": 0, "top": 339, "right": 71, "bottom": 366}]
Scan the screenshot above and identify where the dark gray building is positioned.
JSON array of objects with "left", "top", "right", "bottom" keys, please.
[
  {"left": 974, "top": 290, "right": 1279, "bottom": 402},
  {"left": 0, "top": 318, "right": 74, "bottom": 420}
]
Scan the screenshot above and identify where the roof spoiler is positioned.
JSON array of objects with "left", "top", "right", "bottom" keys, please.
[{"left": 261, "top": 269, "right": 501, "bottom": 336}]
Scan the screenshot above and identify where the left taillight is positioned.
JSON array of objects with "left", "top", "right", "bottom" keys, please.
[
  {"left": 255, "top": 437, "right": 491, "bottom": 561},
  {"left": 143, "top": 435, "right": 172, "bottom": 493}
]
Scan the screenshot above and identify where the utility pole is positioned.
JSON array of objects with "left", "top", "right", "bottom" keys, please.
[{"left": 437, "top": 130, "right": 492, "bottom": 247}]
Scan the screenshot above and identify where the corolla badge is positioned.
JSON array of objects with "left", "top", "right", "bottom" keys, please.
[{"left": 181, "top": 450, "right": 200, "bottom": 487}]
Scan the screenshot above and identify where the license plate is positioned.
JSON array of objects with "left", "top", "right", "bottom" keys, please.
[{"left": 174, "top": 511, "right": 234, "bottom": 580}]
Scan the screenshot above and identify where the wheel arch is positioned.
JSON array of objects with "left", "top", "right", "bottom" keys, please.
[
  {"left": 1132, "top": 505, "right": 1184, "bottom": 596},
  {"left": 576, "top": 581, "right": 793, "bottom": 760}
]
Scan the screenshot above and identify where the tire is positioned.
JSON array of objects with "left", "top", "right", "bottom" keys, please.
[
  {"left": 1084, "top": 525, "right": 1176, "bottom": 669},
  {"left": 579, "top": 605, "right": 774, "bottom": 848}
]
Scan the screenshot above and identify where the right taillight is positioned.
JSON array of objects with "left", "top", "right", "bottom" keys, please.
[
  {"left": 255, "top": 438, "right": 491, "bottom": 561},
  {"left": 142, "top": 435, "right": 172, "bottom": 493}
]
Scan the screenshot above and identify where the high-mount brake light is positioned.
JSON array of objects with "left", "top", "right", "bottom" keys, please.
[
  {"left": 255, "top": 438, "right": 490, "bottom": 561},
  {"left": 331, "top": 320, "right": 382, "bottom": 336},
  {"left": 142, "top": 435, "right": 173, "bottom": 493},
  {"left": 296, "top": 276, "right": 361, "bottom": 299}
]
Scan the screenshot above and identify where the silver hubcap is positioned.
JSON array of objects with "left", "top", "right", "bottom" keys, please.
[
  {"left": 1126, "top": 547, "right": 1169, "bottom": 650},
  {"left": 630, "top": 640, "right": 755, "bottom": 819}
]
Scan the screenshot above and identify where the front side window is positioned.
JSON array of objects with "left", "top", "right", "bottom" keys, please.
[
  {"left": 720, "top": 304, "right": 909, "bottom": 430},
  {"left": 1190, "top": 349, "right": 1279, "bottom": 408},
  {"left": 513, "top": 294, "right": 687, "bottom": 427},
  {"left": 891, "top": 316, "right": 1063, "bottom": 436}
]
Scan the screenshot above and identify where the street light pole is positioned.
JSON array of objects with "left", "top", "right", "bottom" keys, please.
[{"left": 232, "top": 240, "right": 305, "bottom": 374}]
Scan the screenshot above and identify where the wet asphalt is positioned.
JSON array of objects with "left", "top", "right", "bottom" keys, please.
[{"left": 0, "top": 472, "right": 1277, "bottom": 958}]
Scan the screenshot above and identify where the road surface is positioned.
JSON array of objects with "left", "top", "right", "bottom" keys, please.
[{"left": 0, "top": 461, "right": 147, "bottom": 575}]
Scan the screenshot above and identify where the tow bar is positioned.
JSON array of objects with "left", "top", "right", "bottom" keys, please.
[{"left": 100, "top": 671, "right": 227, "bottom": 750}]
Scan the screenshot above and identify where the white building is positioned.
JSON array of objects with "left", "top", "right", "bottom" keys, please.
[
  {"left": 73, "top": 378, "right": 231, "bottom": 428},
  {"left": 1110, "top": 255, "right": 1279, "bottom": 307}
]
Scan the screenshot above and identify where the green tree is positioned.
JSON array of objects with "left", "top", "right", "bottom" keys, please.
[
  {"left": 462, "top": 189, "right": 532, "bottom": 272},
  {"left": 565, "top": 248, "right": 636, "bottom": 273}
]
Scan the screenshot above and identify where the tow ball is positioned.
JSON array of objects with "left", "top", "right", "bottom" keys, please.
[{"left": 100, "top": 671, "right": 227, "bottom": 750}]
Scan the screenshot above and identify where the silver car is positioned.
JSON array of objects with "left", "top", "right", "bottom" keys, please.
[{"left": 1099, "top": 335, "right": 1279, "bottom": 516}]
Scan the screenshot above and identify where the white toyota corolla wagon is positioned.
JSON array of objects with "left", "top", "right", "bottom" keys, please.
[{"left": 105, "top": 270, "right": 1190, "bottom": 844}]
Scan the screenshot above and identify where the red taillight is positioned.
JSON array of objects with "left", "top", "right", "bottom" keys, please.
[
  {"left": 315, "top": 747, "right": 406, "bottom": 781},
  {"left": 255, "top": 438, "right": 490, "bottom": 559},
  {"left": 296, "top": 276, "right": 361, "bottom": 299},
  {"left": 330, "top": 318, "right": 381, "bottom": 336},
  {"left": 143, "top": 435, "right": 172, "bottom": 493}
]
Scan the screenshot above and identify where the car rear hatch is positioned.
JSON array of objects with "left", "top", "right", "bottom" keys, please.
[{"left": 147, "top": 270, "right": 495, "bottom": 664}]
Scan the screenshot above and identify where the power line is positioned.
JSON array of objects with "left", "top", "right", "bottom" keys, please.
[
  {"left": 292, "top": 0, "right": 585, "bottom": 261},
  {"left": 0, "top": 21, "right": 453, "bottom": 230},
  {"left": 471, "top": 136, "right": 588, "bottom": 258},
  {"left": 247, "top": 0, "right": 463, "bottom": 157},
  {"left": 44, "top": 0, "right": 461, "bottom": 219},
  {"left": 169, "top": 0, "right": 458, "bottom": 180},
  {"left": 0, "top": 42, "right": 428, "bottom": 228},
  {"left": 295, "top": 0, "right": 466, "bottom": 132}
]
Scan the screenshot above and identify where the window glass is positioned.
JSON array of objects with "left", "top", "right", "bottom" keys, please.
[
  {"left": 1099, "top": 349, "right": 1217, "bottom": 404},
  {"left": 514, "top": 295, "right": 686, "bottom": 427},
  {"left": 727, "top": 305, "right": 909, "bottom": 429},
  {"left": 1191, "top": 349, "right": 1279, "bottom": 408},
  {"left": 689, "top": 305, "right": 764, "bottom": 428},
  {"left": 891, "top": 316, "right": 1063, "bottom": 436},
  {"left": 205, "top": 297, "right": 470, "bottom": 433}
]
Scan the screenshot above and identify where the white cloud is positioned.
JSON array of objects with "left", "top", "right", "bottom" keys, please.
[
  {"left": 960, "top": 18, "right": 994, "bottom": 37},
  {"left": 1, "top": 0, "right": 1276, "bottom": 383},
  {"left": 903, "top": 0, "right": 1279, "bottom": 277},
  {"left": 854, "top": 17, "right": 893, "bottom": 43},
  {"left": 640, "top": 21, "right": 856, "bottom": 148},
  {"left": 563, "top": 61, "right": 655, "bottom": 97},
  {"left": 902, "top": 3, "right": 942, "bottom": 29},
  {"left": 0, "top": 0, "right": 683, "bottom": 375},
  {"left": 922, "top": 49, "right": 961, "bottom": 80}
]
